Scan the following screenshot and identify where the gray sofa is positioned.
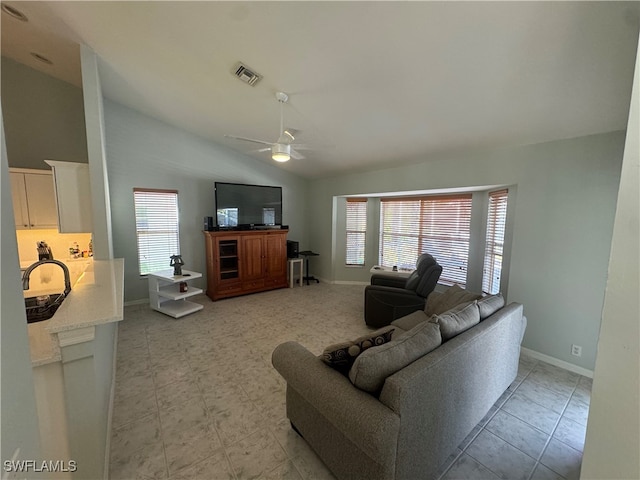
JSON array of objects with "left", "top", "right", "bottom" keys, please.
[{"left": 272, "top": 291, "right": 526, "bottom": 480}]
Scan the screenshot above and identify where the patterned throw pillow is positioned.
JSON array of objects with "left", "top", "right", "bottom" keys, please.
[{"left": 322, "top": 326, "right": 395, "bottom": 372}]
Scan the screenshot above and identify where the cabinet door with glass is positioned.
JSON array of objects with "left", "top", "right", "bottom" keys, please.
[{"left": 216, "top": 236, "right": 240, "bottom": 282}]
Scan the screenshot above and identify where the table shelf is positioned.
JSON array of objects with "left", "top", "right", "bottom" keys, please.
[
  {"left": 153, "top": 299, "right": 203, "bottom": 318},
  {"left": 148, "top": 269, "right": 204, "bottom": 318},
  {"left": 158, "top": 284, "right": 204, "bottom": 300}
]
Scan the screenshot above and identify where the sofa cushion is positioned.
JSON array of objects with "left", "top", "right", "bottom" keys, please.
[
  {"left": 349, "top": 321, "right": 441, "bottom": 393},
  {"left": 425, "top": 285, "right": 482, "bottom": 316},
  {"left": 477, "top": 293, "right": 505, "bottom": 320},
  {"left": 322, "top": 326, "right": 395, "bottom": 371},
  {"left": 429, "top": 301, "right": 480, "bottom": 341},
  {"left": 391, "top": 310, "right": 429, "bottom": 332}
]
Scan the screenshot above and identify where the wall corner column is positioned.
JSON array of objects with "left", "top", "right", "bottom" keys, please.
[{"left": 80, "top": 44, "right": 113, "bottom": 260}]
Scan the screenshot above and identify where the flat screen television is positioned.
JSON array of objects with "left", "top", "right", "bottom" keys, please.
[{"left": 215, "top": 182, "right": 283, "bottom": 228}]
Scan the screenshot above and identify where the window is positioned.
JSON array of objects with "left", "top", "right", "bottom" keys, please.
[
  {"left": 482, "top": 189, "right": 508, "bottom": 294},
  {"left": 346, "top": 198, "right": 367, "bottom": 266},
  {"left": 380, "top": 195, "right": 472, "bottom": 286},
  {"left": 133, "top": 188, "right": 180, "bottom": 275}
]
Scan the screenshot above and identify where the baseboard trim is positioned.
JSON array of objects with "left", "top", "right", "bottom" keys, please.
[
  {"left": 331, "top": 280, "right": 369, "bottom": 286},
  {"left": 124, "top": 298, "right": 148, "bottom": 307},
  {"left": 521, "top": 347, "right": 594, "bottom": 378}
]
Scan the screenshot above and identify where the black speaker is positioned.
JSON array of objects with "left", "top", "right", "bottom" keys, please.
[
  {"left": 287, "top": 240, "right": 299, "bottom": 258},
  {"left": 204, "top": 216, "right": 215, "bottom": 231}
]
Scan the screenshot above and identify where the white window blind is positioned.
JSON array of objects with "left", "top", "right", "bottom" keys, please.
[
  {"left": 482, "top": 189, "right": 508, "bottom": 294},
  {"left": 134, "top": 188, "right": 180, "bottom": 275},
  {"left": 380, "top": 195, "right": 472, "bottom": 286},
  {"left": 346, "top": 198, "right": 367, "bottom": 266}
]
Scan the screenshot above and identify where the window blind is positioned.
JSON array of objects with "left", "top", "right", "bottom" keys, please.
[
  {"left": 133, "top": 188, "right": 180, "bottom": 275},
  {"left": 346, "top": 198, "right": 367, "bottom": 266},
  {"left": 380, "top": 194, "right": 472, "bottom": 286},
  {"left": 482, "top": 189, "right": 508, "bottom": 294}
]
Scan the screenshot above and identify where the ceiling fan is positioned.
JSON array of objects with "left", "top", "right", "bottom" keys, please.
[{"left": 225, "top": 92, "right": 315, "bottom": 162}]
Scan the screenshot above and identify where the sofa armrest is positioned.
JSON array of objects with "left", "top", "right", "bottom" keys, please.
[
  {"left": 370, "top": 273, "right": 407, "bottom": 288},
  {"left": 272, "top": 341, "right": 400, "bottom": 461}
]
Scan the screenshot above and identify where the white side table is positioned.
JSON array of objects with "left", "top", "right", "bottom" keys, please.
[
  {"left": 288, "top": 258, "right": 304, "bottom": 288},
  {"left": 148, "top": 269, "right": 204, "bottom": 318},
  {"left": 370, "top": 265, "right": 413, "bottom": 278}
]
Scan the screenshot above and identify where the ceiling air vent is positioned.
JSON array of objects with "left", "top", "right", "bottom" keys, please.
[{"left": 233, "top": 62, "right": 262, "bottom": 86}]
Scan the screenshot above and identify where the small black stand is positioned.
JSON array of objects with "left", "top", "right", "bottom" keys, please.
[{"left": 299, "top": 250, "right": 320, "bottom": 285}]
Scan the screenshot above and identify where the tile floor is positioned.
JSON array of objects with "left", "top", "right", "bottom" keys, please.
[{"left": 110, "top": 284, "right": 591, "bottom": 480}]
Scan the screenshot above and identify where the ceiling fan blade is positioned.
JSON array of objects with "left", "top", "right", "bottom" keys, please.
[
  {"left": 224, "top": 134, "right": 273, "bottom": 146},
  {"left": 283, "top": 128, "right": 300, "bottom": 141},
  {"left": 254, "top": 147, "right": 271, "bottom": 153},
  {"left": 289, "top": 143, "right": 334, "bottom": 151},
  {"left": 290, "top": 148, "right": 305, "bottom": 160}
]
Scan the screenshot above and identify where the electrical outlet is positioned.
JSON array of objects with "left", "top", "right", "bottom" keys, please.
[{"left": 571, "top": 344, "right": 582, "bottom": 357}]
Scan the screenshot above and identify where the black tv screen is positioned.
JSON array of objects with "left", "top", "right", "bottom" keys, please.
[{"left": 215, "top": 182, "right": 283, "bottom": 228}]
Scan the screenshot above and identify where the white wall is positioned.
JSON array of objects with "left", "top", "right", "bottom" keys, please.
[
  {"left": 0, "top": 57, "right": 88, "bottom": 170},
  {"left": 81, "top": 46, "right": 114, "bottom": 260},
  {"left": 0, "top": 107, "right": 42, "bottom": 467},
  {"left": 308, "top": 132, "right": 625, "bottom": 371},
  {"left": 92, "top": 322, "right": 118, "bottom": 478},
  {"left": 103, "top": 100, "right": 310, "bottom": 303},
  {"left": 581, "top": 33, "right": 640, "bottom": 479}
]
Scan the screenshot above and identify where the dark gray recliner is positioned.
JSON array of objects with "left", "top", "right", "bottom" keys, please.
[{"left": 364, "top": 254, "right": 442, "bottom": 328}]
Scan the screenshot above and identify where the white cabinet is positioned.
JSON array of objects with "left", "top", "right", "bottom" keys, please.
[
  {"left": 45, "top": 160, "right": 93, "bottom": 233},
  {"left": 148, "top": 269, "right": 204, "bottom": 318},
  {"left": 10, "top": 169, "right": 58, "bottom": 229}
]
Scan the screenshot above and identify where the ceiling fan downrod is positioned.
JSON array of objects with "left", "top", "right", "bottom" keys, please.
[{"left": 276, "top": 91, "right": 289, "bottom": 142}]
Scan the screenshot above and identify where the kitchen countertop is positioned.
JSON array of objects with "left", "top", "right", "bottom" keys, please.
[{"left": 27, "top": 258, "right": 124, "bottom": 366}]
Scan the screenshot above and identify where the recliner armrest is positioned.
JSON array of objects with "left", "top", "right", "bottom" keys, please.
[
  {"left": 364, "top": 285, "right": 427, "bottom": 328},
  {"left": 370, "top": 273, "right": 408, "bottom": 289},
  {"left": 365, "top": 285, "right": 426, "bottom": 301}
]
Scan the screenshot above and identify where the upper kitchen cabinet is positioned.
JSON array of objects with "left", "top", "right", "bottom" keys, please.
[
  {"left": 46, "top": 160, "right": 93, "bottom": 233},
  {"left": 10, "top": 168, "right": 58, "bottom": 230}
]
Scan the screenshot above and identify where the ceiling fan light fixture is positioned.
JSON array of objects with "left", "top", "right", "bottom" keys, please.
[{"left": 272, "top": 143, "right": 290, "bottom": 162}]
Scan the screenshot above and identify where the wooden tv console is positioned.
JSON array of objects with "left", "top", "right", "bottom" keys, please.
[{"left": 204, "top": 229, "right": 288, "bottom": 301}]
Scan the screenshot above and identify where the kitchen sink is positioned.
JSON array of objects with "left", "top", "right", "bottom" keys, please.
[
  {"left": 22, "top": 259, "right": 72, "bottom": 324},
  {"left": 25, "top": 293, "right": 66, "bottom": 323}
]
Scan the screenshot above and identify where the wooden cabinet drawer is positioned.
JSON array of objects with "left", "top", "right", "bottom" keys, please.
[
  {"left": 217, "top": 283, "right": 242, "bottom": 293},
  {"left": 242, "top": 279, "right": 265, "bottom": 291},
  {"left": 265, "top": 276, "right": 286, "bottom": 287}
]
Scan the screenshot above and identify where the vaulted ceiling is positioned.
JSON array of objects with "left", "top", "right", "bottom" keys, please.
[{"left": 2, "top": 1, "right": 639, "bottom": 178}]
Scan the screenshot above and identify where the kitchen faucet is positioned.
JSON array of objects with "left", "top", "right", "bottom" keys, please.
[{"left": 22, "top": 259, "right": 72, "bottom": 296}]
